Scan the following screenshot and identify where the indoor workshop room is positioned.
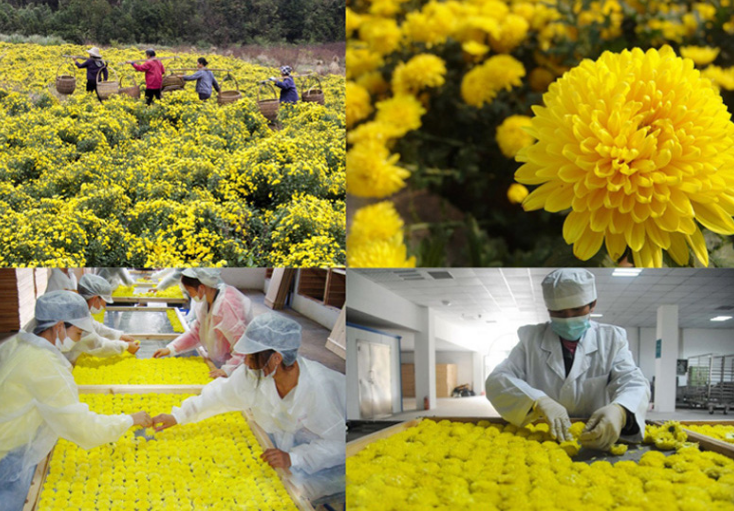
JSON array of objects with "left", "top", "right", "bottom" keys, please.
[
  {"left": 0, "top": 268, "right": 345, "bottom": 511},
  {"left": 346, "top": 268, "right": 734, "bottom": 510}
]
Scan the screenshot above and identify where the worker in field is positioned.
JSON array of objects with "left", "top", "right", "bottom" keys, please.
[
  {"left": 485, "top": 268, "right": 650, "bottom": 451},
  {"left": 0, "top": 291, "right": 152, "bottom": 511},
  {"left": 152, "top": 313, "right": 346, "bottom": 502},
  {"left": 73, "top": 47, "right": 107, "bottom": 95},
  {"left": 182, "top": 57, "right": 221, "bottom": 101},
  {"left": 64, "top": 274, "right": 140, "bottom": 363},
  {"left": 126, "top": 48, "right": 165, "bottom": 105},
  {"left": 268, "top": 65, "right": 299, "bottom": 104},
  {"left": 152, "top": 268, "right": 254, "bottom": 378}
]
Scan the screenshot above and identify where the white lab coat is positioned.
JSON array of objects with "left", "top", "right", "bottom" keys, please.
[
  {"left": 486, "top": 321, "right": 650, "bottom": 442},
  {"left": 65, "top": 320, "right": 128, "bottom": 363},
  {"left": 45, "top": 269, "right": 77, "bottom": 293},
  {"left": 171, "top": 356, "right": 346, "bottom": 497},
  {"left": 0, "top": 332, "right": 132, "bottom": 477}
]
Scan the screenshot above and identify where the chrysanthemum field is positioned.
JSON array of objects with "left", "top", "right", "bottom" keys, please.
[
  {"left": 0, "top": 43, "right": 345, "bottom": 267},
  {"left": 346, "top": 0, "right": 734, "bottom": 268}
]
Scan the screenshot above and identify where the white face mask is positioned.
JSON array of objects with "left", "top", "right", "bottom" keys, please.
[
  {"left": 90, "top": 304, "right": 104, "bottom": 315},
  {"left": 191, "top": 293, "right": 204, "bottom": 303},
  {"left": 54, "top": 325, "right": 76, "bottom": 353}
]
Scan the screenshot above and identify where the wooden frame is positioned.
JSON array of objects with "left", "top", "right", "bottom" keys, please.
[
  {"left": 348, "top": 417, "right": 734, "bottom": 461},
  {"left": 296, "top": 269, "right": 345, "bottom": 310},
  {"left": 24, "top": 386, "right": 315, "bottom": 511}
]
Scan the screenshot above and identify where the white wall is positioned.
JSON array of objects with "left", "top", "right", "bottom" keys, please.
[
  {"left": 222, "top": 269, "right": 266, "bottom": 289},
  {"left": 401, "top": 351, "right": 475, "bottom": 392},
  {"left": 347, "top": 272, "right": 425, "bottom": 332},
  {"left": 346, "top": 325, "right": 403, "bottom": 420},
  {"left": 292, "top": 293, "right": 340, "bottom": 330}
]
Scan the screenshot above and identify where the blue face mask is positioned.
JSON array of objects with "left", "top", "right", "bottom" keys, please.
[{"left": 550, "top": 314, "right": 590, "bottom": 341}]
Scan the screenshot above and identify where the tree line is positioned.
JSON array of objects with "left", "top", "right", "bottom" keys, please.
[{"left": 0, "top": 0, "right": 345, "bottom": 46}]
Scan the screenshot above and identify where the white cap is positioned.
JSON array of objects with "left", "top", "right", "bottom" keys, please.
[
  {"left": 35, "top": 291, "right": 95, "bottom": 333},
  {"left": 541, "top": 269, "right": 597, "bottom": 311},
  {"left": 87, "top": 47, "right": 102, "bottom": 58},
  {"left": 233, "top": 313, "right": 301, "bottom": 366},
  {"left": 181, "top": 268, "right": 222, "bottom": 288},
  {"left": 77, "top": 274, "right": 114, "bottom": 303}
]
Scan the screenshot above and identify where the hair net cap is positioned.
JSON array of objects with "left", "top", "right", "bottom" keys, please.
[
  {"left": 35, "top": 291, "right": 94, "bottom": 333},
  {"left": 77, "top": 274, "right": 114, "bottom": 303},
  {"left": 181, "top": 268, "right": 222, "bottom": 288},
  {"left": 234, "top": 313, "right": 301, "bottom": 362},
  {"left": 542, "top": 269, "right": 597, "bottom": 311}
]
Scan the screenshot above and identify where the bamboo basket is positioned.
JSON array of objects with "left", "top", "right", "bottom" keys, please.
[
  {"left": 55, "top": 63, "right": 76, "bottom": 95},
  {"left": 301, "top": 75, "right": 324, "bottom": 105},
  {"left": 161, "top": 73, "right": 185, "bottom": 88},
  {"left": 118, "top": 75, "right": 140, "bottom": 99},
  {"left": 96, "top": 67, "right": 118, "bottom": 101},
  {"left": 257, "top": 82, "right": 280, "bottom": 121},
  {"left": 217, "top": 74, "right": 242, "bottom": 105}
]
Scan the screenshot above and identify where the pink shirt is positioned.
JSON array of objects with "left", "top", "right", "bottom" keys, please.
[{"left": 132, "top": 59, "right": 165, "bottom": 89}]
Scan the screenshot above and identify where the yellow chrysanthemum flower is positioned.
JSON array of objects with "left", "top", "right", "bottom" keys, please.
[
  {"left": 461, "top": 40, "right": 490, "bottom": 57},
  {"left": 359, "top": 17, "right": 402, "bottom": 55},
  {"left": 507, "top": 183, "right": 529, "bottom": 204},
  {"left": 461, "top": 55, "right": 526, "bottom": 107},
  {"left": 392, "top": 54, "right": 447, "bottom": 95},
  {"left": 346, "top": 81, "right": 373, "bottom": 129},
  {"left": 349, "top": 201, "right": 405, "bottom": 244},
  {"left": 680, "top": 46, "right": 720, "bottom": 66},
  {"left": 489, "top": 13, "right": 530, "bottom": 53},
  {"left": 347, "top": 141, "right": 410, "bottom": 198},
  {"left": 528, "top": 67, "right": 555, "bottom": 92},
  {"left": 348, "top": 237, "right": 416, "bottom": 267},
  {"left": 702, "top": 65, "right": 734, "bottom": 91},
  {"left": 516, "top": 46, "right": 734, "bottom": 267},
  {"left": 375, "top": 94, "right": 426, "bottom": 137},
  {"left": 356, "top": 71, "right": 390, "bottom": 96},
  {"left": 496, "top": 115, "right": 535, "bottom": 158},
  {"left": 346, "top": 47, "right": 385, "bottom": 80},
  {"left": 346, "top": 7, "right": 364, "bottom": 37}
]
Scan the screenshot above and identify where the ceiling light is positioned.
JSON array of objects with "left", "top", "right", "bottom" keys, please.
[
  {"left": 612, "top": 268, "right": 642, "bottom": 277},
  {"left": 711, "top": 316, "right": 732, "bottom": 322}
]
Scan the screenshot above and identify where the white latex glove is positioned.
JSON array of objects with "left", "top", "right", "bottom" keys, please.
[
  {"left": 268, "top": 77, "right": 277, "bottom": 81},
  {"left": 534, "top": 396, "right": 572, "bottom": 442},
  {"left": 579, "top": 403, "right": 626, "bottom": 450}
]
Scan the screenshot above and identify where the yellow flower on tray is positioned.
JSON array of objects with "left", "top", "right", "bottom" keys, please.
[
  {"left": 73, "top": 353, "right": 210, "bottom": 385},
  {"left": 515, "top": 46, "right": 734, "bottom": 267}
]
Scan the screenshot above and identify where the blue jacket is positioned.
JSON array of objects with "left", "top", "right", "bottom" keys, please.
[
  {"left": 183, "top": 69, "right": 220, "bottom": 96},
  {"left": 76, "top": 58, "right": 108, "bottom": 82},
  {"left": 274, "top": 76, "right": 299, "bottom": 104}
]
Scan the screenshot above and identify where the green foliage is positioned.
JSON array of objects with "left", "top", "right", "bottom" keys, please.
[{"left": 0, "top": 0, "right": 343, "bottom": 45}]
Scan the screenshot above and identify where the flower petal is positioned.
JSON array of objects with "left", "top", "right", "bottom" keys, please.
[
  {"left": 573, "top": 225, "right": 604, "bottom": 260},
  {"left": 667, "top": 233, "right": 690, "bottom": 266},
  {"left": 604, "top": 232, "right": 627, "bottom": 261},
  {"left": 685, "top": 228, "right": 709, "bottom": 267},
  {"left": 692, "top": 202, "right": 734, "bottom": 235}
]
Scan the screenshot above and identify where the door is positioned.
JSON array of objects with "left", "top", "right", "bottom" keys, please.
[{"left": 357, "top": 339, "right": 393, "bottom": 419}]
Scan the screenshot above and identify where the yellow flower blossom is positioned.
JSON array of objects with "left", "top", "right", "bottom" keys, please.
[
  {"left": 461, "top": 55, "right": 526, "bottom": 107},
  {"left": 348, "top": 237, "right": 415, "bottom": 267},
  {"left": 347, "top": 141, "right": 410, "bottom": 198},
  {"left": 374, "top": 94, "right": 426, "bottom": 138},
  {"left": 702, "top": 65, "right": 734, "bottom": 91},
  {"left": 359, "top": 17, "right": 402, "bottom": 55},
  {"left": 681, "top": 46, "right": 720, "bottom": 66},
  {"left": 507, "top": 183, "right": 529, "bottom": 204},
  {"left": 347, "top": 81, "right": 373, "bottom": 128},
  {"left": 489, "top": 14, "right": 530, "bottom": 53},
  {"left": 516, "top": 46, "right": 734, "bottom": 267},
  {"left": 349, "top": 201, "right": 405, "bottom": 243},
  {"left": 496, "top": 115, "right": 535, "bottom": 158},
  {"left": 391, "top": 54, "right": 447, "bottom": 96}
]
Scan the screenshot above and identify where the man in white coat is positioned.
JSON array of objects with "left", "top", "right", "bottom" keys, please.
[{"left": 486, "top": 268, "right": 650, "bottom": 451}]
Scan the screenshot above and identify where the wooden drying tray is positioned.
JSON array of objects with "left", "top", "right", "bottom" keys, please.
[
  {"left": 675, "top": 420, "right": 734, "bottom": 459},
  {"left": 111, "top": 296, "right": 188, "bottom": 305},
  {"left": 349, "top": 417, "right": 734, "bottom": 461},
  {"left": 106, "top": 306, "right": 176, "bottom": 312},
  {"left": 243, "top": 410, "right": 316, "bottom": 511},
  {"left": 23, "top": 388, "right": 314, "bottom": 511}
]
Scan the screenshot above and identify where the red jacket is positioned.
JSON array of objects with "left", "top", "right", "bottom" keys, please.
[{"left": 132, "top": 59, "right": 165, "bottom": 89}]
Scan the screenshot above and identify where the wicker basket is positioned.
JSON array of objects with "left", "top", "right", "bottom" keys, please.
[
  {"left": 302, "top": 75, "right": 324, "bottom": 105},
  {"left": 55, "top": 63, "right": 76, "bottom": 95},
  {"left": 257, "top": 82, "right": 280, "bottom": 121},
  {"left": 218, "top": 74, "right": 242, "bottom": 105},
  {"left": 162, "top": 74, "right": 185, "bottom": 88},
  {"left": 118, "top": 75, "right": 140, "bottom": 99},
  {"left": 96, "top": 67, "right": 118, "bottom": 101}
]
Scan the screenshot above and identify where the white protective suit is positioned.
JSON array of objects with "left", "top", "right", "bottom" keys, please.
[
  {"left": 486, "top": 321, "right": 650, "bottom": 442},
  {"left": 65, "top": 320, "right": 128, "bottom": 363},
  {"left": 45, "top": 269, "right": 77, "bottom": 293},
  {"left": 0, "top": 332, "right": 133, "bottom": 476},
  {"left": 171, "top": 356, "right": 346, "bottom": 498},
  {"left": 95, "top": 268, "right": 134, "bottom": 289},
  {"left": 166, "top": 283, "right": 254, "bottom": 375}
]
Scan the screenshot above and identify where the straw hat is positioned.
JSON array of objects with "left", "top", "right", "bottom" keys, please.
[{"left": 87, "top": 47, "right": 102, "bottom": 58}]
